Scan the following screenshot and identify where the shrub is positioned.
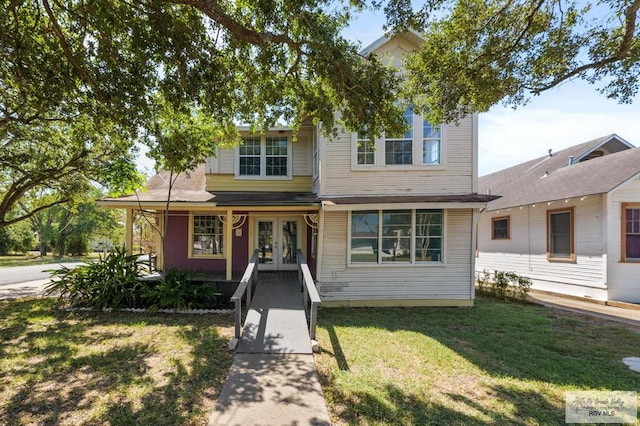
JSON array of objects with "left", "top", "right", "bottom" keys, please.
[
  {"left": 142, "top": 268, "right": 220, "bottom": 311},
  {"left": 46, "top": 250, "right": 221, "bottom": 311},
  {"left": 475, "top": 269, "right": 532, "bottom": 303},
  {"left": 45, "top": 246, "right": 142, "bottom": 309}
]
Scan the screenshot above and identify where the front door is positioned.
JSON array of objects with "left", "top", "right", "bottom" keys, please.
[{"left": 256, "top": 218, "right": 300, "bottom": 270}]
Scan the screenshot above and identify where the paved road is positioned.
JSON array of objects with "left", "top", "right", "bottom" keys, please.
[{"left": 0, "top": 262, "right": 83, "bottom": 299}]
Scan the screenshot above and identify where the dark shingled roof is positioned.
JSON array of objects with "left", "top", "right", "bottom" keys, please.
[
  {"left": 479, "top": 134, "right": 640, "bottom": 211},
  {"left": 321, "top": 194, "right": 499, "bottom": 205}
]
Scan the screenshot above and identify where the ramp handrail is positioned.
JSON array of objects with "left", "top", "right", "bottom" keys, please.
[
  {"left": 297, "top": 249, "right": 321, "bottom": 340},
  {"left": 231, "top": 249, "right": 259, "bottom": 339}
]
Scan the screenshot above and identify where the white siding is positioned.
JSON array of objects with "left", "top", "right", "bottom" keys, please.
[
  {"left": 606, "top": 174, "right": 640, "bottom": 302},
  {"left": 317, "top": 209, "right": 474, "bottom": 303},
  {"left": 476, "top": 196, "right": 608, "bottom": 300},
  {"left": 317, "top": 116, "right": 473, "bottom": 196}
]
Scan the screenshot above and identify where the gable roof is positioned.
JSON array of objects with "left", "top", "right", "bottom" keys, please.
[
  {"left": 480, "top": 134, "right": 640, "bottom": 211},
  {"left": 359, "top": 29, "right": 425, "bottom": 56}
]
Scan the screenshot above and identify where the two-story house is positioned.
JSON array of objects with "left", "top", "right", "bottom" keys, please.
[{"left": 100, "top": 32, "right": 496, "bottom": 307}]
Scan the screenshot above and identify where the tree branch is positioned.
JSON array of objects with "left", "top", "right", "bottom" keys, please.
[
  {"left": 531, "top": 0, "right": 640, "bottom": 94},
  {"left": 41, "top": 0, "right": 109, "bottom": 102}
]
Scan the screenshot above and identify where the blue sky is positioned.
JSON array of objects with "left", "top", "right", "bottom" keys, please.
[{"left": 342, "top": 8, "right": 640, "bottom": 176}]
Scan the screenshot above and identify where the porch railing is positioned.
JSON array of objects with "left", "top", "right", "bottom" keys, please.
[
  {"left": 297, "top": 249, "right": 321, "bottom": 340},
  {"left": 231, "top": 249, "right": 259, "bottom": 339}
]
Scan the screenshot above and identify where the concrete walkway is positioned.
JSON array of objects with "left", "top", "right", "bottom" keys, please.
[
  {"left": 528, "top": 290, "right": 640, "bottom": 327},
  {"left": 209, "top": 274, "right": 331, "bottom": 426}
]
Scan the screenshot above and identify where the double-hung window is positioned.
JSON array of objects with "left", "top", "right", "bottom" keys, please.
[
  {"left": 622, "top": 203, "right": 640, "bottom": 262},
  {"left": 190, "top": 214, "right": 224, "bottom": 258},
  {"left": 385, "top": 108, "right": 413, "bottom": 165},
  {"left": 547, "top": 208, "right": 574, "bottom": 261},
  {"left": 237, "top": 135, "right": 291, "bottom": 178},
  {"left": 354, "top": 107, "right": 442, "bottom": 167},
  {"left": 350, "top": 209, "right": 444, "bottom": 264}
]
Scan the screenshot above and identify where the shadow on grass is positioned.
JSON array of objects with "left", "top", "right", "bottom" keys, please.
[
  {"left": 0, "top": 298, "right": 234, "bottom": 425},
  {"left": 316, "top": 296, "right": 640, "bottom": 424}
]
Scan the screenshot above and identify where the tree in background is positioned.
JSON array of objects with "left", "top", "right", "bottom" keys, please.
[
  {"left": 2, "top": 0, "right": 638, "bottom": 231},
  {"left": 0, "top": 220, "right": 34, "bottom": 255}
]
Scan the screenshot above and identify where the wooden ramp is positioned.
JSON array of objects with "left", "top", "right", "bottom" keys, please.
[{"left": 236, "top": 272, "right": 312, "bottom": 354}]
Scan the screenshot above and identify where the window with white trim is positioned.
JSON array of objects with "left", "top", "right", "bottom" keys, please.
[
  {"left": 353, "top": 107, "right": 442, "bottom": 167},
  {"left": 350, "top": 209, "right": 444, "bottom": 264},
  {"left": 236, "top": 135, "right": 291, "bottom": 178},
  {"left": 191, "top": 214, "right": 224, "bottom": 257}
]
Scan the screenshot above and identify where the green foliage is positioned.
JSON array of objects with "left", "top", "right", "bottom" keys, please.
[
  {"left": 45, "top": 250, "right": 220, "bottom": 310},
  {"left": 0, "top": 221, "right": 34, "bottom": 255},
  {"left": 476, "top": 269, "right": 532, "bottom": 302},
  {"left": 398, "top": 0, "right": 640, "bottom": 123},
  {"left": 45, "top": 246, "right": 143, "bottom": 309},
  {"left": 142, "top": 268, "right": 221, "bottom": 312}
]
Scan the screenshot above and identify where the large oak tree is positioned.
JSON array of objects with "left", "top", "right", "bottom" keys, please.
[{"left": 2, "top": 0, "right": 639, "bottom": 229}]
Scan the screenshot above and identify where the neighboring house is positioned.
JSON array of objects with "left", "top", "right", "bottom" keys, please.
[
  {"left": 476, "top": 134, "right": 640, "bottom": 303},
  {"left": 100, "top": 32, "right": 495, "bottom": 307}
]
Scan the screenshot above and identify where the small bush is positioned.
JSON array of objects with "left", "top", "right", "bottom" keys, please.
[
  {"left": 46, "top": 249, "right": 221, "bottom": 311},
  {"left": 45, "top": 246, "right": 142, "bottom": 309},
  {"left": 142, "top": 268, "right": 220, "bottom": 311},
  {"left": 475, "top": 269, "right": 532, "bottom": 302}
]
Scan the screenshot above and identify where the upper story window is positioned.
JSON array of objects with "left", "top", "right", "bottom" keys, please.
[
  {"left": 236, "top": 135, "right": 291, "bottom": 179},
  {"left": 622, "top": 203, "right": 640, "bottom": 262},
  {"left": 385, "top": 108, "right": 413, "bottom": 165},
  {"left": 547, "top": 207, "right": 574, "bottom": 262},
  {"left": 354, "top": 107, "right": 443, "bottom": 168}
]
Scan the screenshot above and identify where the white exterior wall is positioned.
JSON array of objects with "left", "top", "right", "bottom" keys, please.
[
  {"left": 476, "top": 195, "right": 608, "bottom": 300},
  {"left": 316, "top": 117, "right": 474, "bottom": 196},
  {"left": 606, "top": 174, "right": 640, "bottom": 302},
  {"left": 317, "top": 209, "right": 474, "bottom": 304}
]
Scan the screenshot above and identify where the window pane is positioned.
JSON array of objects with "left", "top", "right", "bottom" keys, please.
[
  {"left": 239, "top": 138, "right": 261, "bottom": 175},
  {"left": 265, "top": 137, "right": 288, "bottom": 176},
  {"left": 351, "top": 211, "right": 379, "bottom": 263},
  {"left": 381, "top": 210, "right": 411, "bottom": 262},
  {"left": 416, "top": 210, "right": 443, "bottom": 262},
  {"left": 492, "top": 218, "right": 509, "bottom": 239},
  {"left": 193, "top": 215, "right": 223, "bottom": 255},
  {"left": 626, "top": 208, "right": 640, "bottom": 260},
  {"left": 422, "top": 116, "right": 441, "bottom": 165},
  {"left": 357, "top": 139, "right": 375, "bottom": 165},
  {"left": 385, "top": 139, "right": 412, "bottom": 165},
  {"left": 549, "top": 211, "right": 572, "bottom": 258},
  {"left": 387, "top": 107, "right": 413, "bottom": 139},
  {"left": 423, "top": 139, "right": 440, "bottom": 165}
]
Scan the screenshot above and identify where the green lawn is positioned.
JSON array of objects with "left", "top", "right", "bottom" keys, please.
[
  {"left": 315, "top": 296, "right": 640, "bottom": 425},
  {"left": 0, "top": 298, "right": 234, "bottom": 425},
  {"left": 0, "top": 252, "right": 99, "bottom": 268}
]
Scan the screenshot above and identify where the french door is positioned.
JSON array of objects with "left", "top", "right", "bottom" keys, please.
[{"left": 256, "top": 218, "right": 300, "bottom": 270}]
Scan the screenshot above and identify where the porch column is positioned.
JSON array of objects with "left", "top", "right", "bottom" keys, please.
[
  {"left": 155, "top": 211, "right": 164, "bottom": 271},
  {"left": 225, "top": 209, "right": 233, "bottom": 280},
  {"left": 125, "top": 208, "right": 134, "bottom": 255}
]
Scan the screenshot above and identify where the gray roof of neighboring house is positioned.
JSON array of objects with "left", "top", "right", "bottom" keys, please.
[{"left": 479, "top": 134, "right": 640, "bottom": 211}]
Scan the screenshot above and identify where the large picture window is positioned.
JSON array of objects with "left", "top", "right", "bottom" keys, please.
[
  {"left": 353, "top": 107, "right": 442, "bottom": 167},
  {"left": 191, "top": 214, "right": 224, "bottom": 257},
  {"left": 236, "top": 136, "right": 290, "bottom": 178},
  {"left": 350, "top": 209, "right": 444, "bottom": 264},
  {"left": 547, "top": 208, "right": 574, "bottom": 261},
  {"left": 622, "top": 203, "right": 640, "bottom": 262}
]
